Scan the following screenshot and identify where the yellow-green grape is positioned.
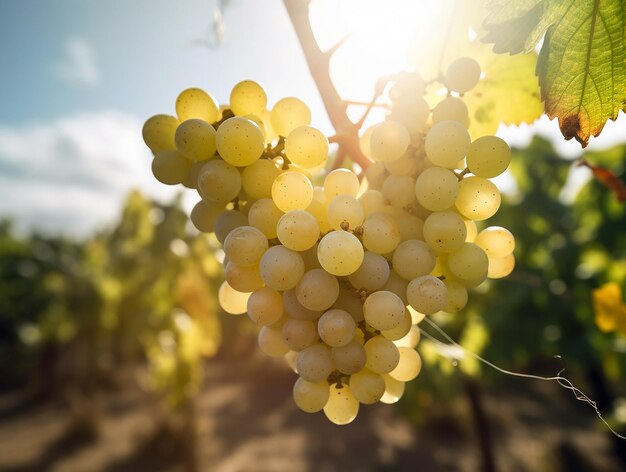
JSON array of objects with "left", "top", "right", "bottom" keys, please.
[
  {"left": 176, "top": 88, "right": 220, "bottom": 123},
  {"left": 443, "top": 279, "right": 468, "bottom": 313},
  {"left": 382, "top": 175, "right": 417, "bottom": 209},
  {"left": 283, "top": 289, "right": 323, "bottom": 321},
  {"left": 349, "top": 369, "right": 385, "bottom": 404},
  {"left": 296, "top": 268, "right": 339, "bottom": 311},
  {"left": 182, "top": 161, "right": 205, "bottom": 189},
  {"left": 281, "top": 319, "right": 318, "bottom": 351},
  {"left": 285, "top": 125, "right": 328, "bottom": 168},
  {"left": 196, "top": 159, "right": 241, "bottom": 204},
  {"left": 369, "top": 120, "right": 410, "bottom": 162},
  {"left": 359, "top": 125, "right": 375, "bottom": 160},
  {"left": 272, "top": 171, "right": 314, "bottom": 212},
  {"left": 143, "top": 114, "right": 179, "bottom": 154},
  {"left": 392, "top": 240, "right": 436, "bottom": 280},
  {"left": 190, "top": 200, "right": 223, "bottom": 233},
  {"left": 271, "top": 97, "right": 311, "bottom": 137},
  {"left": 362, "top": 213, "right": 401, "bottom": 255},
  {"left": 423, "top": 211, "right": 467, "bottom": 253},
  {"left": 455, "top": 176, "right": 501, "bottom": 221},
  {"left": 447, "top": 242, "right": 489, "bottom": 287},
  {"left": 218, "top": 281, "right": 250, "bottom": 315},
  {"left": 260, "top": 109, "right": 278, "bottom": 144},
  {"left": 229, "top": 80, "right": 267, "bottom": 116},
  {"left": 425, "top": 120, "right": 471, "bottom": 169},
  {"left": 364, "top": 161, "right": 387, "bottom": 190},
  {"left": 407, "top": 275, "right": 447, "bottom": 315},
  {"left": 317, "top": 309, "right": 356, "bottom": 347},
  {"left": 174, "top": 119, "right": 217, "bottom": 161},
  {"left": 466, "top": 136, "right": 511, "bottom": 178},
  {"left": 432, "top": 97, "right": 469, "bottom": 127},
  {"left": 324, "top": 169, "right": 360, "bottom": 199},
  {"left": 301, "top": 244, "right": 322, "bottom": 271},
  {"left": 364, "top": 335, "right": 400, "bottom": 374},
  {"left": 241, "top": 159, "right": 281, "bottom": 199},
  {"left": 324, "top": 384, "right": 359, "bottom": 425},
  {"left": 247, "top": 198, "right": 283, "bottom": 239},
  {"left": 152, "top": 150, "right": 192, "bottom": 185},
  {"left": 293, "top": 377, "right": 329, "bottom": 413},
  {"left": 317, "top": 230, "right": 364, "bottom": 276},
  {"left": 380, "top": 374, "right": 405, "bottom": 404},
  {"left": 258, "top": 325, "right": 290, "bottom": 357},
  {"left": 284, "top": 350, "right": 298, "bottom": 373},
  {"left": 241, "top": 113, "right": 267, "bottom": 139},
  {"left": 431, "top": 254, "right": 450, "bottom": 278},
  {"left": 381, "top": 311, "right": 412, "bottom": 341},
  {"left": 332, "top": 288, "right": 364, "bottom": 323},
  {"left": 397, "top": 213, "right": 424, "bottom": 242},
  {"left": 381, "top": 270, "right": 409, "bottom": 305},
  {"left": 363, "top": 290, "right": 405, "bottom": 331},
  {"left": 306, "top": 186, "right": 332, "bottom": 233},
  {"left": 390, "top": 71, "right": 426, "bottom": 99},
  {"left": 296, "top": 343, "right": 334, "bottom": 382},
  {"left": 247, "top": 287, "right": 283, "bottom": 325},
  {"left": 216, "top": 117, "right": 264, "bottom": 167},
  {"left": 389, "top": 96, "right": 430, "bottom": 133},
  {"left": 445, "top": 57, "right": 481, "bottom": 94},
  {"left": 407, "top": 305, "right": 425, "bottom": 324},
  {"left": 465, "top": 219, "right": 478, "bottom": 242},
  {"left": 225, "top": 261, "right": 264, "bottom": 293},
  {"left": 277, "top": 210, "right": 320, "bottom": 251},
  {"left": 259, "top": 245, "right": 305, "bottom": 291},
  {"left": 393, "top": 325, "right": 421, "bottom": 348},
  {"left": 214, "top": 210, "right": 248, "bottom": 244},
  {"left": 415, "top": 166, "right": 460, "bottom": 211},
  {"left": 474, "top": 226, "right": 515, "bottom": 258},
  {"left": 332, "top": 339, "right": 366, "bottom": 375},
  {"left": 389, "top": 347, "right": 421, "bottom": 382},
  {"left": 223, "top": 225, "right": 268, "bottom": 268},
  {"left": 488, "top": 253, "right": 515, "bottom": 279},
  {"left": 384, "top": 153, "right": 419, "bottom": 176},
  {"left": 348, "top": 251, "right": 390, "bottom": 291},
  {"left": 327, "top": 195, "right": 365, "bottom": 230},
  {"left": 358, "top": 190, "right": 386, "bottom": 217}
]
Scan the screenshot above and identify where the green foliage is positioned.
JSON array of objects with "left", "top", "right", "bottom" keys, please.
[{"left": 483, "top": 0, "right": 626, "bottom": 146}]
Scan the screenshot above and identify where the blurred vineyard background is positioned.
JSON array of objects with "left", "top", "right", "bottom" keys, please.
[{"left": 0, "top": 136, "right": 625, "bottom": 471}]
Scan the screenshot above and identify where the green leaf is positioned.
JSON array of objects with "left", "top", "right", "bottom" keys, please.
[{"left": 483, "top": 0, "right": 626, "bottom": 147}]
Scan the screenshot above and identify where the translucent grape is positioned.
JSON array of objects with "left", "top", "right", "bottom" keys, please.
[
  {"left": 423, "top": 211, "right": 467, "bottom": 253},
  {"left": 282, "top": 318, "right": 318, "bottom": 351},
  {"left": 143, "top": 114, "right": 179, "bottom": 154},
  {"left": 317, "top": 231, "right": 364, "bottom": 276},
  {"left": 306, "top": 186, "right": 332, "bottom": 233},
  {"left": 214, "top": 210, "right": 248, "bottom": 244},
  {"left": 445, "top": 57, "right": 481, "bottom": 93},
  {"left": 223, "top": 225, "right": 268, "bottom": 268},
  {"left": 397, "top": 213, "right": 424, "bottom": 242},
  {"left": 285, "top": 125, "right": 328, "bottom": 168},
  {"left": 381, "top": 270, "right": 409, "bottom": 305},
  {"left": 175, "top": 119, "right": 217, "bottom": 161},
  {"left": 332, "top": 339, "right": 366, "bottom": 375},
  {"left": 176, "top": 88, "right": 220, "bottom": 123},
  {"left": 190, "top": 200, "right": 223, "bottom": 233},
  {"left": 369, "top": 120, "right": 410, "bottom": 162},
  {"left": 349, "top": 369, "right": 385, "bottom": 404},
  {"left": 247, "top": 198, "right": 283, "bottom": 239},
  {"left": 258, "top": 326, "right": 290, "bottom": 357},
  {"left": 363, "top": 291, "right": 405, "bottom": 331},
  {"left": 380, "top": 374, "right": 405, "bottom": 404},
  {"left": 277, "top": 210, "right": 320, "bottom": 251},
  {"left": 447, "top": 242, "right": 489, "bottom": 287},
  {"left": 324, "top": 169, "right": 360, "bottom": 199},
  {"left": 271, "top": 171, "right": 314, "bottom": 212},
  {"left": 381, "top": 311, "right": 412, "bottom": 341},
  {"left": 259, "top": 245, "right": 305, "bottom": 290},
  {"left": 415, "top": 166, "right": 460, "bottom": 211},
  {"left": 389, "top": 347, "right": 422, "bottom": 382},
  {"left": 218, "top": 281, "right": 250, "bottom": 315},
  {"left": 216, "top": 117, "right": 265, "bottom": 167},
  {"left": 455, "top": 176, "right": 501, "bottom": 221},
  {"left": 293, "top": 377, "right": 329, "bottom": 413},
  {"left": 324, "top": 384, "right": 359, "bottom": 425},
  {"left": 197, "top": 159, "right": 241, "bottom": 204},
  {"left": 392, "top": 240, "right": 436, "bottom": 280},
  {"left": 466, "top": 136, "right": 511, "bottom": 178},
  {"left": 229, "top": 80, "right": 267, "bottom": 116},
  {"left": 488, "top": 253, "right": 515, "bottom": 279},
  {"left": 327, "top": 195, "right": 365, "bottom": 230},
  {"left": 296, "top": 343, "right": 333, "bottom": 382},
  {"left": 393, "top": 325, "right": 421, "bottom": 349},
  {"left": 241, "top": 159, "right": 281, "bottom": 199},
  {"left": 382, "top": 175, "right": 416, "bottom": 209},
  {"left": 225, "top": 261, "right": 264, "bottom": 293},
  {"left": 364, "top": 336, "right": 400, "bottom": 374},
  {"left": 296, "top": 269, "right": 339, "bottom": 311},
  {"left": 332, "top": 288, "right": 364, "bottom": 323},
  {"left": 425, "top": 120, "right": 471, "bottom": 169},
  {"left": 432, "top": 97, "right": 469, "bottom": 127},
  {"left": 271, "top": 97, "right": 311, "bottom": 137},
  {"left": 389, "top": 96, "right": 430, "bottom": 134},
  {"left": 317, "top": 309, "right": 356, "bottom": 347},
  {"left": 247, "top": 287, "right": 283, "bottom": 326},
  {"left": 362, "top": 213, "right": 401, "bottom": 255},
  {"left": 152, "top": 150, "right": 192, "bottom": 185},
  {"left": 407, "top": 275, "right": 447, "bottom": 315},
  {"left": 347, "top": 251, "right": 390, "bottom": 291},
  {"left": 474, "top": 226, "right": 515, "bottom": 258}
]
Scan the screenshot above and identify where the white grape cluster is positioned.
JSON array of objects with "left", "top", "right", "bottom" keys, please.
[{"left": 142, "top": 57, "right": 515, "bottom": 425}]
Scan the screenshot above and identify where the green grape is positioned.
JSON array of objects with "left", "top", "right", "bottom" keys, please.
[
  {"left": 359, "top": 125, "right": 375, "bottom": 160},
  {"left": 474, "top": 226, "right": 515, "bottom": 258},
  {"left": 216, "top": 117, "right": 265, "bottom": 167},
  {"left": 175, "top": 119, "right": 217, "bottom": 161},
  {"left": 382, "top": 175, "right": 416, "bottom": 209},
  {"left": 272, "top": 171, "right": 314, "bottom": 212},
  {"left": 323, "top": 384, "right": 359, "bottom": 425},
  {"left": 196, "top": 159, "right": 241, "bottom": 204},
  {"left": 258, "top": 325, "right": 290, "bottom": 357},
  {"left": 293, "top": 377, "right": 329, "bottom": 413},
  {"left": 488, "top": 253, "right": 515, "bottom": 279},
  {"left": 259, "top": 245, "right": 305, "bottom": 290},
  {"left": 466, "top": 136, "right": 511, "bottom": 178},
  {"left": 296, "top": 268, "right": 339, "bottom": 311},
  {"left": 327, "top": 195, "right": 365, "bottom": 230},
  {"left": 415, "top": 166, "right": 459, "bottom": 211},
  {"left": 176, "top": 88, "right": 220, "bottom": 123},
  {"left": 392, "top": 240, "right": 436, "bottom": 280},
  {"left": 389, "top": 96, "right": 430, "bottom": 133},
  {"left": 465, "top": 219, "right": 478, "bottom": 242},
  {"left": 306, "top": 186, "right": 332, "bottom": 233},
  {"left": 247, "top": 287, "right": 283, "bottom": 325},
  {"left": 358, "top": 190, "right": 386, "bottom": 217},
  {"left": 317, "top": 230, "right": 364, "bottom": 276},
  {"left": 423, "top": 211, "right": 467, "bottom": 253},
  {"left": 393, "top": 325, "right": 421, "bottom": 348},
  {"left": 397, "top": 213, "right": 424, "bottom": 242},
  {"left": 190, "top": 200, "right": 223, "bottom": 233},
  {"left": 381, "top": 270, "right": 409, "bottom": 305},
  {"left": 152, "top": 150, "right": 192, "bottom": 185},
  {"left": 363, "top": 290, "right": 405, "bottom": 331},
  {"left": 384, "top": 154, "right": 418, "bottom": 176},
  {"left": 283, "top": 289, "right": 323, "bottom": 321},
  {"left": 276, "top": 210, "right": 320, "bottom": 251},
  {"left": 247, "top": 198, "right": 283, "bottom": 239},
  {"left": 406, "top": 275, "right": 447, "bottom": 315},
  {"left": 447, "top": 242, "right": 489, "bottom": 287},
  {"left": 225, "top": 261, "right": 264, "bottom": 293},
  {"left": 241, "top": 159, "right": 281, "bottom": 199},
  {"left": 445, "top": 57, "right": 481, "bottom": 94},
  {"left": 214, "top": 210, "right": 247, "bottom": 244},
  {"left": 218, "top": 281, "right": 250, "bottom": 315},
  {"left": 425, "top": 120, "right": 470, "bottom": 169},
  {"left": 348, "top": 251, "right": 390, "bottom": 291},
  {"left": 381, "top": 311, "right": 412, "bottom": 341},
  {"left": 455, "top": 176, "right": 501, "bottom": 221},
  {"left": 332, "top": 288, "right": 364, "bottom": 323},
  {"left": 282, "top": 318, "right": 318, "bottom": 351},
  {"left": 332, "top": 339, "right": 366, "bottom": 375},
  {"left": 285, "top": 125, "right": 328, "bottom": 168},
  {"left": 324, "top": 169, "right": 360, "bottom": 199},
  {"left": 317, "top": 309, "right": 356, "bottom": 347},
  {"left": 182, "top": 161, "right": 205, "bottom": 189},
  {"left": 223, "top": 225, "right": 268, "bottom": 268},
  {"left": 432, "top": 97, "right": 469, "bottom": 127},
  {"left": 388, "top": 347, "right": 421, "bottom": 382},
  {"left": 443, "top": 279, "right": 468, "bottom": 313},
  {"left": 364, "top": 335, "right": 400, "bottom": 374},
  {"left": 369, "top": 120, "right": 410, "bottom": 162},
  {"left": 349, "top": 369, "right": 385, "bottom": 404},
  {"left": 380, "top": 374, "right": 405, "bottom": 404},
  {"left": 143, "top": 114, "right": 179, "bottom": 154},
  {"left": 230, "top": 80, "right": 267, "bottom": 116},
  {"left": 296, "top": 343, "right": 334, "bottom": 382},
  {"left": 362, "top": 213, "right": 401, "bottom": 255},
  {"left": 271, "top": 97, "right": 311, "bottom": 137}
]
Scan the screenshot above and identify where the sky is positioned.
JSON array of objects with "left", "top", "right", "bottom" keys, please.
[{"left": 0, "top": 0, "right": 624, "bottom": 238}]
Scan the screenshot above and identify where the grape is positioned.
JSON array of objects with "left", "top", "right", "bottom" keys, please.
[
  {"left": 282, "top": 318, "right": 318, "bottom": 351},
  {"left": 316, "top": 309, "right": 355, "bottom": 347},
  {"left": 327, "top": 195, "right": 365, "bottom": 230},
  {"left": 190, "top": 200, "right": 223, "bottom": 233},
  {"left": 277, "top": 210, "right": 320, "bottom": 251},
  {"left": 392, "top": 240, "right": 436, "bottom": 280},
  {"left": 445, "top": 57, "right": 481, "bottom": 94},
  {"left": 332, "top": 288, "right": 364, "bottom": 323},
  {"left": 359, "top": 125, "right": 375, "bottom": 160},
  {"left": 380, "top": 310, "right": 412, "bottom": 341},
  {"left": 324, "top": 169, "right": 360, "bottom": 199},
  {"left": 393, "top": 325, "right": 421, "bottom": 348},
  {"left": 443, "top": 279, "right": 469, "bottom": 312},
  {"left": 455, "top": 176, "right": 501, "bottom": 221},
  {"left": 415, "top": 166, "right": 460, "bottom": 211},
  {"left": 317, "top": 230, "right": 364, "bottom": 276},
  {"left": 382, "top": 175, "right": 416, "bottom": 209},
  {"left": 332, "top": 339, "right": 366, "bottom": 375},
  {"left": 225, "top": 261, "right": 264, "bottom": 293},
  {"left": 258, "top": 325, "right": 290, "bottom": 357},
  {"left": 358, "top": 190, "right": 386, "bottom": 217},
  {"left": 385, "top": 153, "right": 419, "bottom": 176},
  {"left": 216, "top": 117, "right": 265, "bottom": 167},
  {"left": 241, "top": 159, "right": 281, "bottom": 199},
  {"left": 247, "top": 198, "right": 283, "bottom": 239},
  {"left": 306, "top": 186, "right": 332, "bottom": 233},
  {"left": 296, "top": 343, "right": 334, "bottom": 382},
  {"left": 465, "top": 219, "right": 478, "bottom": 242},
  {"left": 466, "top": 136, "right": 511, "bottom": 178},
  {"left": 348, "top": 251, "right": 390, "bottom": 291},
  {"left": 390, "top": 71, "right": 426, "bottom": 98},
  {"left": 218, "top": 281, "right": 250, "bottom": 315},
  {"left": 488, "top": 253, "right": 515, "bottom": 279},
  {"left": 381, "top": 270, "right": 409, "bottom": 305},
  {"left": 259, "top": 245, "right": 305, "bottom": 290},
  {"left": 364, "top": 161, "right": 387, "bottom": 190},
  {"left": 197, "top": 159, "right": 241, "bottom": 204},
  {"left": 283, "top": 289, "right": 323, "bottom": 321},
  {"left": 229, "top": 80, "right": 267, "bottom": 116},
  {"left": 324, "top": 384, "right": 359, "bottom": 425},
  {"left": 176, "top": 88, "right": 220, "bottom": 123},
  {"left": 349, "top": 369, "right": 385, "bottom": 404},
  {"left": 143, "top": 114, "right": 179, "bottom": 154},
  {"left": 407, "top": 275, "right": 447, "bottom": 315},
  {"left": 182, "top": 161, "right": 205, "bottom": 189},
  {"left": 389, "top": 96, "right": 430, "bottom": 134},
  {"left": 364, "top": 336, "right": 400, "bottom": 374},
  {"left": 247, "top": 287, "right": 283, "bottom": 325},
  {"left": 285, "top": 125, "right": 328, "bottom": 168},
  {"left": 369, "top": 120, "right": 410, "bottom": 162},
  {"left": 271, "top": 97, "right": 311, "bottom": 137},
  {"left": 293, "top": 377, "right": 329, "bottom": 413},
  {"left": 432, "top": 97, "right": 469, "bottom": 127},
  {"left": 272, "top": 171, "right": 314, "bottom": 212},
  {"left": 152, "top": 150, "right": 192, "bottom": 185},
  {"left": 423, "top": 211, "right": 467, "bottom": 253},
  {"left": 407, "top": 305, "right": 425, "bottom": 324},
  {"left": 223, "top": 226, "right": 268, "bottom": 268},
  {"left": 296, "top": 269, "right": 339, "bottom": 311},
  {"left": 214, "top": 210, "right": 248, "bottom": 244},
  {"left": 363, "top": 291, "right": 405, "bottom": 331},
  {"left": 425, "top": 120, "right": 470, "bottom": 169},
  {"left": 474, "top": 226, "right": 515, "bottom": 258},
  {"left": 397, "top": 213, "right": 425, "bottom": 242},
  {"left": 389, "top": 347, "right": 422, "bottom": 381},
  {"left": 175, "top": 119, "right": 217, "bottom": 161},
  {"left": 300, "top": 244, "right": 322, "bottom": 270},
  {"left": 447, "top": 242, "right": 489, "bottom": 287},
  {"left": 284, "top": 350, "right": 298, "bottom": 373},
  {"left": 380, "top": 374, "right": 405, "bottom": 404},
  {"left": 362, "top": 213, "right": 401, "bottom": 254}
]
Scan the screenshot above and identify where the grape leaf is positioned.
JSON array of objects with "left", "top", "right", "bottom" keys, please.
[
  {"left": 592, "top": 282, "right": 626, "bottom": 335},
  {"left": 483, "top": 0, "right": 626, "bottom": 147}
]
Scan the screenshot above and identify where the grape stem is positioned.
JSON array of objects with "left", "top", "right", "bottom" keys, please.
[{"left": 283, "top": 0, "right": 373, "bottom": 171}]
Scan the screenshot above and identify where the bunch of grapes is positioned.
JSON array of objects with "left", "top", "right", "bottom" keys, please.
[{"left": 142, "top": 57, "right": 515, "bottom": 425}]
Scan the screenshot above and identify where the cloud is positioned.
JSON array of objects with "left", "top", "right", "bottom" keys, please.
[
  {"left": 0, "top": 111, "right": 185, "bottom": 238},
  {"left": 53, "top": 37, "right": 100, "bottom": 87}
]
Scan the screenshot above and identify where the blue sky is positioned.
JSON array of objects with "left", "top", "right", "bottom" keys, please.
[{"left": 0, "top": 0, "right": 624, "bottom": 238}]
